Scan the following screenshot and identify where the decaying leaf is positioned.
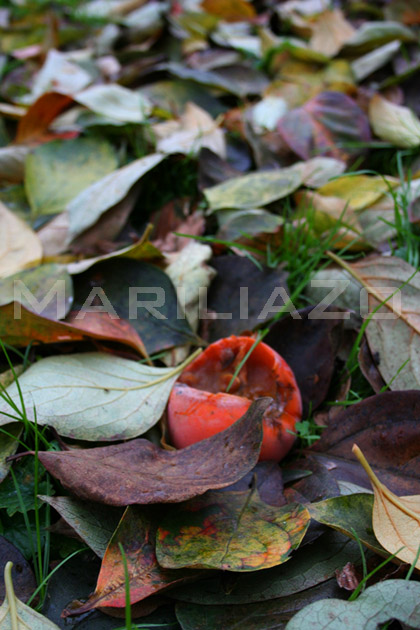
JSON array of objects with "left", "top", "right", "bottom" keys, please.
[
  {"left": 37, "top": 399, "right": 269, "bottom": 505},
  {"left": 353, "top": 444, "right": 420, "bottom": 569},
  {"left": 0, "top": 351, "right": 201, "bottom": 440},
  {"left": 156, "top": 489, "right": 309, "bottom": 571},
  {"left": 0, "top": 561, "right": 60, "bottom": 629},
  {"left": 285, "top": 579, "right": 420, "bottom": 629}
]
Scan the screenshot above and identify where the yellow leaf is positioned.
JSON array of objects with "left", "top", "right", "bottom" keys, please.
[
  {"left": 0, "top": 201, "right": 42, "bottom": 278},
  {"left": 317, "top": 174, "right": 399, "bottom": 210},
  {"left": 352, "top": 444, "right": 420, "bottom": 570},
  {"left": 369, "top": 94, "right": 420, "bottom": 148}
]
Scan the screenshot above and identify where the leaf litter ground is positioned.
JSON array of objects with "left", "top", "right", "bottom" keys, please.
[{"left": 0, "top": 1, "right": 419, "bottom": 629}]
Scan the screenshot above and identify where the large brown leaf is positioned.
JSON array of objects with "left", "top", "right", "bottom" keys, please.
[
  {"left": 38, "top": 398, "right": 269, "bottom": 505},
  {"left": 311, "top": 391, "right": 420, "bottom": 495}
]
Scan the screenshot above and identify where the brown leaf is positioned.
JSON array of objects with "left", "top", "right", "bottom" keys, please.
[
  {"left": 309, "top": 10, "right": 356, "bottom": 57},
  {"left": 311, "top": 391, "right": 420, "bottom": 495},
  {"left": 0, "top": 302, "right": 148, "bottom": 358},
  {"left": 15, "top": 92, "right": 73, "bottom": 144},
  {"left": 353, "top": 444, "right": 420, "bottom": 569},
  {"left": 201, "top": 0, "right": 255, "bottom": 22},
  {"left": 38, "top": 398, "right": 269, "bottom": 506}
]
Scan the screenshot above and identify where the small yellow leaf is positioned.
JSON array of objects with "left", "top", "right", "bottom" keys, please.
[
  {"left": 369, "top": 94, "right": 420, "bottom": 148},
  {"left": 0, "top": 201, "right": 42, "bottom": 278},
  {"left": 352, "top": 444, "right": 420, "bottom": 569}
]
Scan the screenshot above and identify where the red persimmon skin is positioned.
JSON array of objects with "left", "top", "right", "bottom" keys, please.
[{"left": 167, "top": 336, "right": 302, "bottom": 461}]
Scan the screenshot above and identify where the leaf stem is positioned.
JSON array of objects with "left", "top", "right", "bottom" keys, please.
[{"left": 4, "top": 562, "right": 19, "bottom": 630}]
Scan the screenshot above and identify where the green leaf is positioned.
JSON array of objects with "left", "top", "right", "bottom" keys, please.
[
  {"left": 0, "top": 351, "right": 199, "bottom": 441},
  {"left": 285, "top": 580, "right": 420, "bottom": 629},
  {"left": 67, "top": 153, "right": 164, "bottom": 241},
  {"left": 308, "top": 493, "right": 386, "bottom": 555},
  {"left": 204, "top": 166, "right": 302, "bottom": 212},
  {"left": 0, "top": 561, "right": 61, "bottom": 629},
  {"left": 156, "top": 490, "right": 310, "bottom": 571},
  {"left": 25, "top": 137, "right": 118, "bottom": 218},
  {"left": 0, "top": 458, "right": 49, "bottom": 517}
]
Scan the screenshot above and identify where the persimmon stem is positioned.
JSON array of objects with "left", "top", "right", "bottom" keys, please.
[{"left": 5, "top": 562, "right": 19, "bottom": 630}]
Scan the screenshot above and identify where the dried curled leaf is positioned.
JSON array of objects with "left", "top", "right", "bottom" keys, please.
[{"left": 353, "top": 444, "right": 420, "bottom": 569}]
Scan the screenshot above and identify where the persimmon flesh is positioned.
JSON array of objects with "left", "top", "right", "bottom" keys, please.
[{"left": 167, "top": 336, "right": 302, "bottom": 461}]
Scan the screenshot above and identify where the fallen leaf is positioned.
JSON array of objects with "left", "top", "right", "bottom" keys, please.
[
  {"left": 0, "top": 561, "right": 60, "bottom": 628},
  {"left": 204, "top": 165, "right": 302, "bottom": 211},
  {"left": 264, "top": 306, "right": 344, "bottom": 416},
  {"left": 0, "top": 350, "right": 202, "bottom": 440},
  {"left": 156, "top": 489, "right": 309, "bottom": 571},
  {"left": 312, "top": 391, "right": 420, "bottom": 495},
  {"left": 37, "top": 398, "right": 269, "bottom": 504},
  {"left": 175, "top": 580, "right": 345, "bottom": 630},
  {"left": 278, "top": 91, "right": 371, "bottom": 161},
  {"left": 353, "top": 444, "right": 420, "bottom": 569},
  {"left": 72, "top": 258, "right": 196, "bottom": 354},
  {"left": 0, "top": 425, "right": 22, "bottom": 484},
  {"left": 201, "top": 0, "right": 255, "bottom": 22},
  {"left": 369, "top": 93, "right": 420, "bottom": 148},
  {"left": 170, "top": 530, "right": 361, "bottom": 604},
  {"left": 216, "top": 208, "right": 283, "bottom": 241},
  {"left": 15, "top": 92, "right": 73, "bottom": 144},
  {"left": 75, "top": 84, "right": 151, "bottom": 123},
  {"left": 0, "top": 538, "right": 36, "bottom": 605},
  {"left": 332, "top": 254, "right": 420, "bottom": 389},
  {"left": 343, "top": 20, "right": 415, "bottom": 53},
  {"left": 285, "top": 579, "right": 420, "bottom": 629},
  {"left": 25, "top": 137, "right": 118, "bottom": 218},
  {"left": 351, "top": 40, "right": 401, "bottom": 82},
  {"left": 66, "top": 153, "right": 164, "bottom": 241},
  {"left": 309, "top": 493, "right": 386, "bottom": 556},
  {"left": 63, "top": 506, "right": 202, "bottom": 616},
  {"left": 299, "top": 157, "right": 346, "bottom": 189},
  {"left": 202, "top": 255, "right": 289, "bottom": 342},
  {"left": 0, "top": 263, "right": 73, "bottom": 318},
  {"left": 39, "top": 496, "right": 122, "bottom": 558},
  {"left": 0, "top": 303, "right": 148, "bottom": 357},
  {"left": 0, "top": 201, "right": 42, "bottom": 278},
  {"left": 317, "top": 174, "right": 398, "bottom": 211},
  {"left": 309, "top": 10, "right": 355, "bottom": 57},
  {"left": 154, "top": 102, "right": 226, "bottom": 158}
]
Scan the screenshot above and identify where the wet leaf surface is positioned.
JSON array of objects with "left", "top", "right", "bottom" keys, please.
[{"left": 38, "top": 399, "right": 268, "bottom": 504}]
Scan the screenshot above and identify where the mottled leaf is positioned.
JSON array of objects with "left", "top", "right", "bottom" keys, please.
[
  {"left": 37, "top": 399, "right": 269, "bottom": 504},
  {"left": 156, "top": 490, "right": 309, "bottom": 571}
]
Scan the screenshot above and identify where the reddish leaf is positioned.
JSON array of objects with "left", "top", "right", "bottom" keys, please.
[
  {"left": 62, "top": 506, "right": 202, "bottom": 616},
  {"left": 0, "top": 302, "right": 148, "bottom": 358},
  {"left": 38, "top": 399, "right": 269, "bottom": 506},
  {"left": 278, "top": 91, "right": 371, "bottom": 161},
  {"left": 15, "top": 92, "right": 73, "bottom": 144}
]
